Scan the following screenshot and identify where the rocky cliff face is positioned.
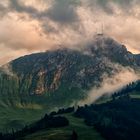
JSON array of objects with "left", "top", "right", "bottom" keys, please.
[{"left": 0, "top": 35, "right": 140, "bottom": 98}]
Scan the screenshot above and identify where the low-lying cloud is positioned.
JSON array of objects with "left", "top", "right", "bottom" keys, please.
[{"left": 78, "top": 65, "right": 140, "bottom": 106}]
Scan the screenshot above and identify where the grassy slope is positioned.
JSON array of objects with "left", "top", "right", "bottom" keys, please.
[
  {"left": 0, "top": 93, "right": 67, "bottom": 132},
  {"left": 23, "top": 113, "right": 104, "bottom": 140},
  {"left": 0, "top": 104, "right": 46, "bottom": 132},
  {"left": 0, "top": 90, "right": 139, "bottom": 138},
  {"left": 130, "top": 91, "right": 140, "bottom": 99}
]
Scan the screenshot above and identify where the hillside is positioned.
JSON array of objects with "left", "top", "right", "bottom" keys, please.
[
  {"left": 0, "top": 79, "right": 140, "bottom": 140},
  {"left": 22, "top": 114, "right": 104, "bottom": 140},
  {"left": 0, "top": 35, "right": 140, "bottom": 131},
  {"left": 1, "top": 35, "right": 140, "bottom": 98}
]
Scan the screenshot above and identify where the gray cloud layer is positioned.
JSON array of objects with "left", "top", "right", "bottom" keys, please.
[
  {"left": 0, "top": 0, "right": 140, "bottom": 65},
  {"left": 47, "top": 0, "right": 79, "bottom": 24}
]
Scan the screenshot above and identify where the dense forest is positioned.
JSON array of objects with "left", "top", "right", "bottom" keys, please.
[{"left": 73, "top": 81, "right": 140, "bottom": 140}]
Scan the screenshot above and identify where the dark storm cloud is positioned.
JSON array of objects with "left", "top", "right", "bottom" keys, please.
[
  {"left": 96, "top": 0, "right": 133, "bottom": 8},
  {"left": 2, "top": 0, "right": 140, "bottom": 20},
  {"left": 47, "top": 0, "right": 79, "bottom": 24},
  {"left": 87, "top": 0, "right": 114, "bottom": 14},
  {"left": 8, "top": 0, "right": 80, "bottom": 25},
  {"left": 86, "top": 0, "right": 139, "bottom": 14},
  {"left": 9, "top": 0, "right": 43, "bottom": 19}
]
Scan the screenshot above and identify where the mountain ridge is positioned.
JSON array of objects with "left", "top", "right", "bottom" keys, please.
[{"left": 0, "top": 35, "right": 140, "bottom": 101}]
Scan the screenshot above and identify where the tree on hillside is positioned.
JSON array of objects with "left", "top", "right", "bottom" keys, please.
[{"left": 71, "top": 130, "right": 78, "bottom": 140}]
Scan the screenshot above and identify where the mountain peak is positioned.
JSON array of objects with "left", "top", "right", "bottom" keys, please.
[
  {"left": 85, "top": 34, "right": 128, "bottom": 55},
  {"left": 82, "top": 34, "right": 140, "bottom": 67},
  {"left": 93, "top": 34, "right": 126, "bottom": 49}
]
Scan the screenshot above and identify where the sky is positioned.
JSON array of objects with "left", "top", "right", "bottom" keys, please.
[{"left": 0, "top": 0, "right": 140, "bottom": 65}]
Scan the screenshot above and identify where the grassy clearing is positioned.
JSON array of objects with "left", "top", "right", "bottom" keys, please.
[
  {"left": 130, "top": 91, "right": 140, "bottom": 99},
  {"left": 23, "top": 113, "right": 104, "bottom": 140}
]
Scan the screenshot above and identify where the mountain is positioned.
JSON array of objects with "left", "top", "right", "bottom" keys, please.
[
  {"left": 0, "top": 35, "right": 140, "bottom": 102},
  {"left": 86, "top": 35, "right": 139, "bottom": 66},
  {"left": 0, "top": 34, "right": 140, "bottom": 132}
]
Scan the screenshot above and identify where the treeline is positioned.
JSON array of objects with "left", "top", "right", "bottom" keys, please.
[
  {"left": 0, "top": 114, "right": 69, "bottom": 140},
  {"left": 112, "top": 80, "right": 140, "bottom": 99},
  {"left": 75, "top": 97, "right": 140, "bottom": 140},
  {"left": 50, "top": 106, "right": 74, "bottom": 116}
]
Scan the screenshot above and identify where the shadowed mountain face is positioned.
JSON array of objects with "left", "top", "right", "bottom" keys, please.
[
  {"left": 135, "top": 54, "right": 140, "bottom": 65},
  {"left": 0, "top": 35, "right": 140, "bottom": 105}
]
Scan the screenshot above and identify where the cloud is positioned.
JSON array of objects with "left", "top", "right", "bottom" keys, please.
[
  {"left": 0, "top": 43, "right": 29, "bottom": 66},
  {"left": 0, "top": 1, "right": 10, "bottom": 17},
  {"left": 0, "top": 14, "right": 49, "bottom": 50},
  {"left": 9, "top": 0, "right": 48, "bottom": 20},
  {"left": 78, "top": 65, "right": 140, "bottom": 106},
  {"left": 0, "top": 0, "right": 140, "bottom": 65},
  {"left": 86, "top": 0, "right": 139, "bottom": 15},
  {"left": 47, "top": 0, "right": 79, "bottom": 24},
  {"left": 8, "top": 0, "right": 79, "bottom": 24},
  {"left": 77, "top": 1, "right": 140, "bottom": 53}
]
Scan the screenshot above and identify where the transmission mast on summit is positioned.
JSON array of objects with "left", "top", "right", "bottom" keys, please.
[{"left": 97, "top": 23, "right": 104, "bottom": 36}]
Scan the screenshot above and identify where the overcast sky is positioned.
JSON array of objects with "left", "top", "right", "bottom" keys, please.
[{"left": 0, "top": 0, "right": 140, "bottom": 65}]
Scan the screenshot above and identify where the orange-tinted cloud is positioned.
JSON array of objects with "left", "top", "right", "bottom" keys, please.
[{"left": 0, "top": 0, "right": 140, "bottom": 65}]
